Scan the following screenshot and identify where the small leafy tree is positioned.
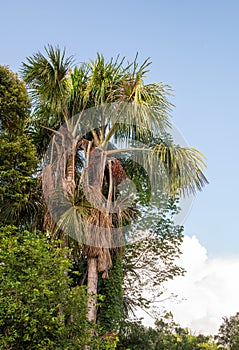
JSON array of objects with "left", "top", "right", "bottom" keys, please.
[{"left": 216, "top": 312, "right": 239, "bottom": 349}]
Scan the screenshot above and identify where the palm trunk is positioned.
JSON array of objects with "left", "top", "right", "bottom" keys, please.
[
  {"left": 64, "top": 141, "right": 76, "bottom": 197},
  {"left": 86, "top": 257, "right": 98, "bottom": 323}
]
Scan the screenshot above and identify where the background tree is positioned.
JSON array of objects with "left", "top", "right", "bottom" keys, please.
[
  {"left": 0, "top": 65, "right": 39, "bottom": 228},
  {"left": 122, "top": 198, "right": 184, "bottom": 316},
  {"left": 216, "top": 312, "right": 239, "bottom": 349},
  {"left": 117, "top": 313, "right": 219, "bottom": 350}
]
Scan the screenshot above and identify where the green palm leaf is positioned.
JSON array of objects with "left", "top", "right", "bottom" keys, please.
[{"left": 21, "top": 44, "right": 73, "bottom": 114}]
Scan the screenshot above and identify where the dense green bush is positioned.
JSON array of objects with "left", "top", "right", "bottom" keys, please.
[{"left": 0, "top": 226, "right": 97, "bottom": 349}]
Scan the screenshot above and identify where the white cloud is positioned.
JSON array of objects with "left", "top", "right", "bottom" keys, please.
[{"left": 161, "top": 235, "right": 239, "bottom": 335}]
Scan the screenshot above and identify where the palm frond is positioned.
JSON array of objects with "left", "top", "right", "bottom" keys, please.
[
  {"left": 106, "top": 137, "right": 208, "bottom": 198},
  {"left": 21, "top": 44, "right": 73, "bottom": 114},
  {"left": 151, "top": 143, "right": 209, "bottom": 196}
]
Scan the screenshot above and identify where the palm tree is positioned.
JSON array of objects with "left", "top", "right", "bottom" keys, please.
[{"left": 21, "top": 46, "right": 208, "bottom": 328}]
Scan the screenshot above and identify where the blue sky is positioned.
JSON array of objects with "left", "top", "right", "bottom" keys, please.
[{"left": 1, "top": 0, "right": 239, "bottom": 257}]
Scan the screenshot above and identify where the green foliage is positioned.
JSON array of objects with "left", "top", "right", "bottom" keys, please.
[
  {"left": 0, "top": 225, "right": 108, "bottom": 349},
  {"left": 216, "top": 312, "right": 239, "bottom": 349},
  {"left": 0, "top": 134, "right": 39, "bottom": 226},
  {"left": 117, "top": 314, "right": 219, "bottom": 350},
  {"left": 0, "top": 65, "right": 30, "bottom": 133},
  {"left": 0, "top": 65, "right": 39, "bottom": 228},
  {"left": 98, "top": 258, "right": 124, "bottom": 332},
  {"left": 117, "top": 320, "right": 158, "bottom": 350}
]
